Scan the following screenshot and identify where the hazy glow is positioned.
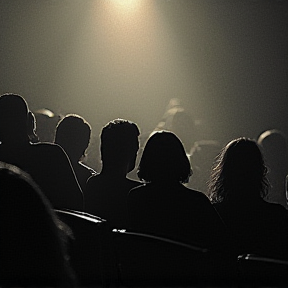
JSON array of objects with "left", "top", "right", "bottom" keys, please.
[
  {"left": 111, "top": 0, "right": 142, "bottom": 12},
  {"left": 52, "top": 0, "right": 193, "bottom": 133}
]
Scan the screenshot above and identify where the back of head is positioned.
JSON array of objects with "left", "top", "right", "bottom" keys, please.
[
  {"left": 209, "top": 138, "right": 268, "bottom": 203},
  {"left": 55, "top": 114, "right": 91, "bottom": 161},
  {"left": 0, "top": 162, "right": 74, "bottom": 286},
  {"left": 257, "top": 129, "right": 288, "bottom": 175},
  {"left": 137, "top": 131, "right": 192, "bottom": 183},
  {"left": 0, "top": 93, "right": 29, "bottom": 142},
  {"left": 100, "top": 119, "right": 140, "bottom": 168}
]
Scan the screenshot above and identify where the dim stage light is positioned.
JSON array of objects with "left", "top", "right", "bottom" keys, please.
[{"left": 112, "top": 0, "right": 141, "bottom": 11}]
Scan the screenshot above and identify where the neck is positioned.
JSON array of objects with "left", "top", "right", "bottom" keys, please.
[{"left": 101, "top": 162, "right": 130, "bottom": 178}]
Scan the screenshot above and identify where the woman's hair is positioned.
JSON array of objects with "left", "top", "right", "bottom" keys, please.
[
  {"left": 0, "top": 162, "right": 75, "bottom": 286},
  {"left": 137, "top": 131, "right": 192, "bottom": 183},
  {"left": 208, "top": 137, "right": 269, "bottom": 204}
]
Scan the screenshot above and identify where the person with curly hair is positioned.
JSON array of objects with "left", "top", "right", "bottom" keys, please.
[{"left": 208, "top": 137, "right": 288, "bottom": 259}]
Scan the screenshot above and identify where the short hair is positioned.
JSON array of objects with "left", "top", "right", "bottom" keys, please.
[
  {"left": 0, "top": 94, "right": 29, "bottom": 137},
  {"left": 0, "top": 93, "right": 29, "bottom": 118},
  {"left": 137, "top": 131, "right": 192, "bottom": 183},
  {"left": 55, "top": 114, "right": 91, "bottom": 158},
  {"left": 100, "top": 119, "right": 140, "bottom": 165},
  {"left": 208, "top": 137, "right": 269, "bottom": 203}
]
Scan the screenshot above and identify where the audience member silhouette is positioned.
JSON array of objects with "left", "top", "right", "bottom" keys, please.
[
  {"left": 128, "top": 131, "right": 228, "bottom": 250},
  {"left": 0, "top": 162, "right": 76, "bottom": 287},
  {"left": 85, "top": 118, "right": 141, "bottom": 228},
  {"left": 0, "top": 93, "right": 83, "bottom": 210},
  {"left": 55, "top": 114, "right": 97, "bottom": 191},
  {"left": 257, "top": 129, "right": 288, "bottom": 209},
  {"left": 208, "top": 137, "right": 288, "bottom": 259},
  {"left": 153, "top": 98, "right": 197, "bottom": 153}
]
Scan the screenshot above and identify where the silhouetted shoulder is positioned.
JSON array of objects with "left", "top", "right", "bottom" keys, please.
[
  {"left": 85, "top": 174, "right": 141, "bottom": 227},
  {"left": 260, "top": 200, "right": 288, "bottom": 220},
  {"left": 27, "top": 142, "right": 83, "bottom": 210},
  {"left": 129, "top": 183, "right": 210, "bottom": 204},
  {"left": 128, "top": 182, "right": 227, "bottom": 249},
  {"left": 183, "top": 186, "right": 211, "bottom": 200},
  {"left": 79, "top": 162, "right": 97, "bottom": 175},
  {"left": 87, "top": 174, "right": 140, "bottom": 190},
  {"left": 31, "top": 141, "right": 69, "bottom": 155}
]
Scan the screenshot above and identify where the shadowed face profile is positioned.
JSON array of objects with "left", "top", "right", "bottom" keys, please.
[{"left": 137, "top": 131, "right": 192, "bottom": 183}]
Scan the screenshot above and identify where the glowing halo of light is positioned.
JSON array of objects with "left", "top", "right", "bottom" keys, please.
[{"left": 110, "top": 0, "right": 142, "bottom": 12}]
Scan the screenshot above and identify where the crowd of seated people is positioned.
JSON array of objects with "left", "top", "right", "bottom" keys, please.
[
  {"left": 0, "top": 93, "right": 83, "bottom": 211},
  {"left": 128, "top": 130, "right": 229, "bottom": 252},
  {"left": 1, "top": 92, "right": 288, "bottom": 286}
]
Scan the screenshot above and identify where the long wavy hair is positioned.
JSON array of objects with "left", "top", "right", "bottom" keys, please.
[{"left": 208, "top": 137, "right": 269, "bottom": 204}]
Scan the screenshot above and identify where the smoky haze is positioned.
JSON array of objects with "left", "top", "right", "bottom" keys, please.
[{"left": 1, "top": 0, "right": 287, "bottom": 148}]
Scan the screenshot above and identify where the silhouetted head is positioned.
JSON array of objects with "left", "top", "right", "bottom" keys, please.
[
  {"left": 257, "top": 129, "right": 288, "bottom": 175},
  {"left": 0, "top": 93, "right": 30, "bottom": 142},
  {"left": 55, "top": 114, "right": 91, "bottom": 162},
  {"left": 0, "top": 161, "right": 75, "bottom": 286},
  {"left": 208, "top": 137, "right": 269, "bottom": 203},
  {"left": 100, "top": 119, "right": 140, "bottom": 172},
  {"left": 137, "top": 131, "right": 192, "bottom": 183}
]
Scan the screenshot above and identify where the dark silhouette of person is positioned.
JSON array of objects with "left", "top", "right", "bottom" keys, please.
[
  {"left": 0, "top": 162, "right": 76, "bottom": 287},
  {"left": 208, "top": 137, "right": 288, "bottom": 259},
  {"left": 257, "top": 129, "right": 288, "bottom": 209},
  {"left": 153, "top": 98, "right": 197, "bottom": 153},
  {"left": 84, "top": 118, "right": 141, "bottom": 228},
  {"left": 54, "top": 114, "right": 97, "bottom": 191},
  {"left": 128, "top": 131, "right": 228, "bottom": 250},
  {"left": 0, "top": 93, "right": 83, "bottom": 211}
]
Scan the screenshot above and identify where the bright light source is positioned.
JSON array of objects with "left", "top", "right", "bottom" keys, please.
[{"left": 112, "top": 0, "right": 141, "bottom": 11}]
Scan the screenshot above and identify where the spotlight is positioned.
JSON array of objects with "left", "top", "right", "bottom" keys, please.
[{"left": 112, "top": 0, "right": 141, "bottom": 11}]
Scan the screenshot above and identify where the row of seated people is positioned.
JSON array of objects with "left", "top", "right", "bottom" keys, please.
[
  {"left": 1, "top": 160, "right": 288, "bottom": 287},
  {"left": 1, "top": 93, "right": 288, "bottom": 286}
]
